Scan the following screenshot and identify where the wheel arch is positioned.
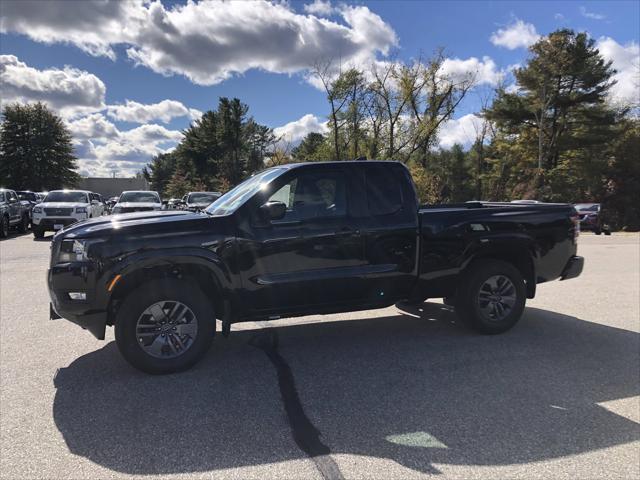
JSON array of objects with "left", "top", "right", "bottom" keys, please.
[
  {"left": 465, "top": 243, "right": 536, "bottom": 298},
  {"left": 106, "top": 253, "right": 232, "bottom": 328}
]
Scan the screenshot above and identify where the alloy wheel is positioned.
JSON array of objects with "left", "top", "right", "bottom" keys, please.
[
  {"left": 477, "top": 275, "right": 517, "bottom": 322},
  {"left": 135, "top": 300, "right": 198, "bottom": 358}
]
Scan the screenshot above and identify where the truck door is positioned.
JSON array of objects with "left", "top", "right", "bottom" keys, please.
[
  {"left": 357, "top": 163, "right": 419, "bottom": 302},
  {"left": 239, "top": 165, "right": 367, "bottom": 316}
]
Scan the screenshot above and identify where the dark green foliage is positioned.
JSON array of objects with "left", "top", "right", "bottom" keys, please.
[
  {"left": 144, "top": 97, "right": 275, "bottom": 197},
  {"left": 291, "top": 132, "right": 327, "bottom": 161},
  {"left": 485, "top": 29, "right": 620, "bottom": 202},
  {"left": 0, "top": 102, "right": 80, "bottom": 190}
]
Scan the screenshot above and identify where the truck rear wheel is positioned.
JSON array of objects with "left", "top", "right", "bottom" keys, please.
[
  {"left": 115, "top": 278, "right": 215, "bottom": 374},
  {"left": 456, "top": 260, "right": 526, "bottom": 334}
]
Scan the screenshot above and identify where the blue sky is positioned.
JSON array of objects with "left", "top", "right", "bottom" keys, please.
[{"left": 1, "top": 0, "right": 638, "bottom": 176}]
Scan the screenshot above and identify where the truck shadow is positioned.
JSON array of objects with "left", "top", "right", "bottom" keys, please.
[{"left": 52, "top": 304, "right": 640, "bottom": 475}]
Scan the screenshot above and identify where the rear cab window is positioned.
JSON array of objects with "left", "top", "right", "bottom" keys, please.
[{"left": 365, "top": 163, "right": 404, "bottom": 217}]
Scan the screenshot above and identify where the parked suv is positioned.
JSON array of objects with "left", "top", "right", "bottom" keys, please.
[
  {"left": 574, "top": 203, "right": 610, "bottom": 235},
  {"left": 111, "top": 191, "right": 162, "bottom": 214},
  {"left": 0, "top": 188, "right": 31, "bottom": 237},
  {"left": 184, "top": 191, "right": 222, "bottom": 211},
  {"left": 32, "top": 190, "right": 98, "bottom": 238},
  {"left": 89, "top": 192, "right": 106, "bottom": 217}
]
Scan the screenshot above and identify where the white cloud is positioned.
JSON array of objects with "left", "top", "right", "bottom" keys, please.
[
  {"left": 67, "top": 114, "right": 182, "bottom": 177},
  {"left": 0, "top": 0, "right": 143, "bottom": 60},
  {"left": 438, "top": 114, "right": 485, "bottom": 149},
  {"left": 597, "top": 37, "right": 640, "bottom": 107},
  {"left": 303, "top": 0, "right": 334, "bottom": 16},
  {"left": 274, "top": 113, "right": 328, "bottom": 144},
  {"left": 440, "top": 56, "right": 504, "bottom": 86},
  {"left": 580, "top": 6, "right": 605, "bottom": 20},
  {"left": 0, "top": 54, "right": 105, "bottom": 117},
  {"left": 505, "top": 83, "right": 521, "bottom": 94},
  {"left": 554, "top": 13, "right": 565, "bottom": 21},
  {"left": 1, "top": 0, "right": 397, "bottom": 87},
  {"left": 490, "top": 19, "right": 540, "bottom": 50},
  {"left": 107, "top": 99, "right": 202, "bottom": 124},
  {"left": 67, "top": 113, "right": 119, "bottom": 140}
]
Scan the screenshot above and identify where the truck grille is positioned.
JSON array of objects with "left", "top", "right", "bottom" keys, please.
[{"left": 44, "top": 208, "right": 73, "bottom": 216}]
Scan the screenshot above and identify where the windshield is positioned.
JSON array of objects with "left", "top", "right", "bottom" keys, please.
[
  {"left": 44, "top": 191, "right": 88, "bottom": 203},
  {"left": 188, "top": 192, "right": 219, "bottom": 204},
  {"left": 119, "top": 191, "right": 160, "bottom": 203},
  {"left": 17, "top": 192, "right": 36, "bottom": 201},
  {"left": 206, "top": 168, "right": 287, "bottom": 216}
]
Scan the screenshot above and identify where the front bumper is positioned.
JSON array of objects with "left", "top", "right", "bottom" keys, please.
[
  {"left": 560, "top": 255, "right": 584, "bottom": 280},
  {"left": 34, "top": 217, "right": 83, "bottom": 229},
  {"left": 48, "top": 262, "right": 108, "bottom": 339}
]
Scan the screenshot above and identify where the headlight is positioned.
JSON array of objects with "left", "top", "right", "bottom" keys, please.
[
  {"left": 76, "top": 207, "right": 88, "bottom": 213},
  {"left": 58, "top": 239, "right": 87, "bottom": 263},
  {"left": 33, "top": 206, "right": 42, "bottom": 214},
  {"left": 57, "top": 238, "right": 102, "bottom": 263}
]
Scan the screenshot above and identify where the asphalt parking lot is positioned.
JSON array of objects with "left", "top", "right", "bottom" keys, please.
[{"left": 1, "top": 231, "right": 638, "bottom": 479}]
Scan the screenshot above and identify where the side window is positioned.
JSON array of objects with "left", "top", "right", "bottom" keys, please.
[
  {"left": 7, "top": 191, "right": 17, "bottom": 202},
  {"left": 267, "top": 171, "right": 346, "bottom": 222},
  {"left": 366, "top": 165, "right": 403, "bottom": 216}
]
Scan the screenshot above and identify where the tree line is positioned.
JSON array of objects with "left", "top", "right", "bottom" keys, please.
[
  {"left": 275, "top": 29, "right": 638, "bottom": 230},
  {"left": 1, "top": 28, "right": 637, "bottom": 230}
]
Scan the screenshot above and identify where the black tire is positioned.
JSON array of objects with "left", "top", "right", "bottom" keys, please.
[
  {"left": 115, "top": 278, "right": 215, "bottom": 374},
  {"left": 594, "top": 228, "right": 602, "bottom": 235},
  {"left": 33, "top": 226, "right": 45, "bottom": 239},
  {"left": 18, "top": 213, "right": 29, "bottom": 233},
  {"left": 0, "top": 215, "right": 9, "bottom": 238},
  {"left": 604, "top": 229, "right": 611, "bottom": 236},
  {"left": 455, "top": 259, "right": 526, "bottom": 335}
]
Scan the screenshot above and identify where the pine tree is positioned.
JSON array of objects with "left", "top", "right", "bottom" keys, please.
[{"left": 0, "top": 102, "right": 80, "bottom": 189}]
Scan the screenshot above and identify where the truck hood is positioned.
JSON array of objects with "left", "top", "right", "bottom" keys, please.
[
  {"left": 38, "top": 202, "right": 89, "bottom": 208},
  {"left": 59, "top": 210, "right": 214, "bottom": 239},
  {"left": 114, "top": 202, "right": 161, "bottom": 209}
]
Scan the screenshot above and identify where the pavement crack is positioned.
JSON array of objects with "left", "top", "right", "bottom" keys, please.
[{"left": 250, "top": 329, "right": 344, "bottom": 480}]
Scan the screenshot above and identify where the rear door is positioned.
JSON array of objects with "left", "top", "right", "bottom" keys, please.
[
  {"left": 239, "top": 165, "right": 367, "bottom": 316},
  {"left": 357, "top": 163, "right": 420, "bottom": 302}
]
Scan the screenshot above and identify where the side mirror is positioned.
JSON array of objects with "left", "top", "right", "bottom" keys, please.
[{"left": 259, "top": 201, "right": 286, "bottom": 221}]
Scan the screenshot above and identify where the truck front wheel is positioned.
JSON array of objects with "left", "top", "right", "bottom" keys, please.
[
  {"left": 456, "top": 260, "right": 526, "bottom": 335},
  {"left": 115, "top": 278, "right": 215, "bottom": 374}
]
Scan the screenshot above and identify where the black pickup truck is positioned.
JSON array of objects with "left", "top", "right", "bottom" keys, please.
[{"left": 48, "top": 161, "right": 583, "bottom": 373}]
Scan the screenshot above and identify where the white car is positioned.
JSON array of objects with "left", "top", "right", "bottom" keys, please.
[
  {"left": 32, "top": 190, "right": 100, "bottom": 238},
  {"left": 111, "top": 191, "right": 162, "bottom": 214}
]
